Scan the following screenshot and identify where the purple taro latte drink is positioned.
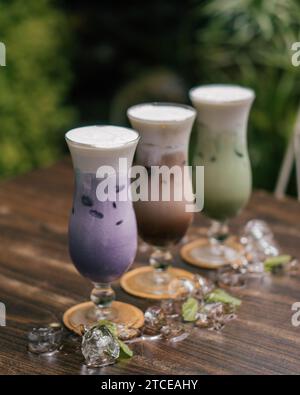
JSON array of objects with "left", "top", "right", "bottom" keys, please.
[
  {"left": 69, "top": 172, "right": 138, "bottom": 283},
  {"left": 66, "top": 125, "right": 139, "bottom": 321}
]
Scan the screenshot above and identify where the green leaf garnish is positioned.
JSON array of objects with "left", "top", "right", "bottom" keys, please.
[
  {"left": 94, "top": 320, "right": 133, "bottom": 360},
  {"left": 94, "top": 320, "right": 118, "bottom": 336},
  {"left": 182, "top": 297, "right": 199, "bottom": 322},
  {"left": 205, "top": 289, "right": 241, "bottom": 307},
  {"left": 118, "top": 339, "right": 133, "bottom": 358},
  {"left": 264, "top": 255, "right": 291, "bottom": 273}
]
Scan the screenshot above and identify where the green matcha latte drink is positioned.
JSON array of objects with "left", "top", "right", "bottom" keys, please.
[{"left": 189, "top": 85, "right": 255, "bottom": 266}]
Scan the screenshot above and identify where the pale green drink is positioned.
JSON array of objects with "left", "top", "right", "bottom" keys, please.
[
  {"left": 195, "top": 125, "right": 251, "bottom": 221},
  {"left": 189, "top": 84, "right": 255, "bottom": 267}
]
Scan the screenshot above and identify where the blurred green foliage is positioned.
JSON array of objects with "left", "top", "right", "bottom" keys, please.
[
  {"left": 0, "top": 0, "right": 76, "bottom": 178},
  {"left": 179, "top": 0, "right": 300, "bottom": 190},
  {"left": 105, "top": 0, "right": 300, "bottom": 192}
]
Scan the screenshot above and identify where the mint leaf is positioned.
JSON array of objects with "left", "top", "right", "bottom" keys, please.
[
  {"left": 118, "top": 339, "right": 133, "bottom": 358},
  {"left": 94, "top": 320, "right": 133, "bottom": 360},
  {"left": 205, "top": 289, "right": 241, "bottom": 307},
  {"left": 95, "top": 320, "right": 118, "bottom": 337},
  {"left": 264, "top": 255, "right": 291, "bottom": 273},
  {"left": 182, "top": 297, "right": 199, "bottom": 322}
]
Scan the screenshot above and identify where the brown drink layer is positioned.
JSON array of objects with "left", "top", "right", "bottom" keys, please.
[{"left": 134, "top": 150, "right": 193, "bottom": 247}]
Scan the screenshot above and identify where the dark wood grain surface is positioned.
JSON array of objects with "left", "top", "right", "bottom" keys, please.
[{"left": 0, "top": 159, "right": 300, "bottom": 375}]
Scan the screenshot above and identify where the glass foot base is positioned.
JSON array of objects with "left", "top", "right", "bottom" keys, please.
[
  {"left": 191, "top": 244, "right": 239, "bottom": 267},
  {"left": 181, "top": 237, "right": 243, "bottom": 269},
  {"left": 63, "top": 301, "right": 144, "bottom": 335},
  {"left": 86, "top": 306, "right": 118, "bottom": 322},
  {"left": 120, "top": 266, "right": 195, "bottom": 300}
]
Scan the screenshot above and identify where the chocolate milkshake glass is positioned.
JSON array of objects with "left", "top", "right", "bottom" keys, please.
[
  {"left": 189, "top": 85, "right": 255, "bottom": 267},
  {"left": 126, "top": 103, "right": 196, "bottom": 298},
  {"left": 66, "top": 125, "right": 140, "bottom": 323}
]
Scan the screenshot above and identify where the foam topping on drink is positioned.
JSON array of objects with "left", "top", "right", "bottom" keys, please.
[
  {"left": 190, "top": 85, "right": 254, "bottom": 104},
  {"left": 66, "top": 126, "right": 138, "bottom": 148},
  {"left": 128, "top": 104, "right": 195, "bottom": 122}
]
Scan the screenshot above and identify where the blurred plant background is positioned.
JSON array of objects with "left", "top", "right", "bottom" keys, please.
[
  {"left": 1, "top": 0, "right": 300, "bottom": 194},
  {"left": 0, "top": 0, "right": 76, "bottom": 178}
]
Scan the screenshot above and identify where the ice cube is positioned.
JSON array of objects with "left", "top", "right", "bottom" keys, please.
[
  {"left": 203, "top": 303, "right": 227, "bottom": 332},
  {"left": 217, "top": 266, "right": 246, "bottom": 288},
  {"left": 160, "top": 322, "right": 190, "bottom": 342},
  {"left": 193, "top": 274, "right": 215, "bottom": 298},
  {"left": 241, "top": 219, "right": 280, "bottom": 265},
  {"left": 195, "top": 313, "right": 210, "bottom": 329},
  {"left": 243, "top": 220, "right": 274, "bottom": 241},
  {"left": 144, "top": 306, "right": 166, "bottom": 330},
  {"left": 81, "top": 326, "right": 119, "bottom": 368},
  {"left": 116, "top": 325, "right": 140, "bottom": 341},
  {"left": 160, "top": 299, "right": 181, "bottom": 318},
  {"left": 28, "top": 325, "right": 63, "bottom": 355},
  {"left": 168, "top": 277, "right": 197, "bottom": 299}
]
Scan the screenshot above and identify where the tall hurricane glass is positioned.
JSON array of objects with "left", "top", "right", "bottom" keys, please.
[
  {"left": 189, "top": 85, "right": 255, "bottom": 267},
  {"left": 66, "top": 125, "right": 140, "bottom": 323},
  {"left": 126, "top": 103, "right": 196, "bottom": 298}
]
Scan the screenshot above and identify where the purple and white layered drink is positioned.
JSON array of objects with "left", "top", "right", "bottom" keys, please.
[
  {"left": 69, "top": 172, "right": 138, "bottom": 283},
  {"left": 66, "top": 125, "right": 139, "bottom": 320}
]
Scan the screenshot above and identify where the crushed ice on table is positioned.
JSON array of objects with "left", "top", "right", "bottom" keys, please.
[
  {"left": 217, "top": 266, "right": 246, "bottom": 288},
  {"left": 243, "top": 220, "right": 273, "bottom": 241},
  {"left": 28, "top": 323, "right": 63, "bottom": 355},
  {"left": 195, "top": 302, "right": 236, "bottom": 332},
  {"left": 168, "top": 277, "right": 197, "bottom": 298},
  {"left": 193, "top": 274, "right": 215, "bottom": 298},
  {"left": 143, "top": 305, "right": 191, "bottom": 341},
  {"left": 116, "top": 324, "right": 140, "bottom": 341},
  {"left": 240, "top": 220, "right": 280, "bottom": 272},
  {"left": 195, "top": 312, "right": 210, "bottom": 329},
  {"left": 239, "top": 219, "right": 298, "bottom": 278},
  {"left": 144, "top": 306, "right": 166, "bottom": 332},
  {"left": 141, "top": 274, "right": 240, "bottom": 338},
  {"left": 81, "top": 325, "right": 120, "bottom": 368},
  {"left": 160, "top": 322, "right": 190, "bottom": 342},
  {"left": 168, "top": 274, "right": 215, "bottom": 300},
  {"left": 160, "top": 299, "right": 181, "bottom": 318}
]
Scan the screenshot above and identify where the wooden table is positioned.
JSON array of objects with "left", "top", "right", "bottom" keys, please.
[{"left": 0, "top": 159, "right": 300, "bottom": 375}]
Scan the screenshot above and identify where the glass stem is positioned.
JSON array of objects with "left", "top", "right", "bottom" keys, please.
[
  {"left": 149, "top": 247, "right": 173, "bottom": 285},
  {"left": 208, "top": 220, "right": 229, "bottom": 253},
  {"left": 90, "top": 283, "right": 115, "bottom": 319}
]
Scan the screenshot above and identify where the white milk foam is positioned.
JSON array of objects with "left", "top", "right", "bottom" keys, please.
[
  {"left": 190, "top": 85, "right": 254, "bottom": 104},
  {"left": 128, "top": 104, "right": 195, "bottom": 122},
  {"left": 66, "top": 126, "right": 138, "bottom": 148}
]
